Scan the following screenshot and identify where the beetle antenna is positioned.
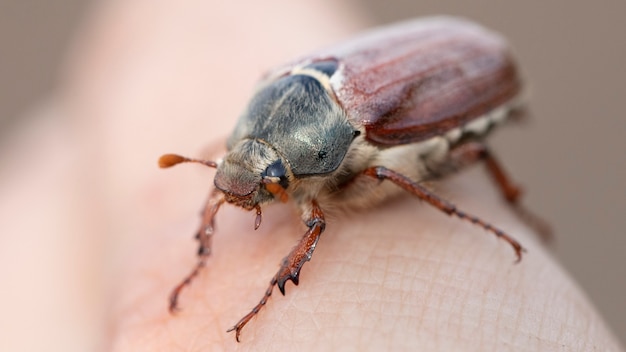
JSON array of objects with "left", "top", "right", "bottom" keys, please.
[{"left": 159, "top": 154, "right": 217, "bottom": 169}]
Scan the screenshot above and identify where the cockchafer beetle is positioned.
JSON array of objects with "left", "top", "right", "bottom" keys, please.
[{"left": 159, "top": 16, "right": 549, "bottom": 341}]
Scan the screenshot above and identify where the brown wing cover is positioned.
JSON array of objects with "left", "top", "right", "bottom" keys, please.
[{"left": 274, "top": 17, "right": 522, "bottom": 146}]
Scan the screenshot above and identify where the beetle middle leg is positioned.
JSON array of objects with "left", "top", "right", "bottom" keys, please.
[
  {"left": 364, "top": 166, "right": 525, "bottom": 261},
  {"left": 227, "top": 200, "right": 326, "bottom": 342},
  {"left": 446, "top": 142, "right": 552, "bottom": 242},
  {"left": 169, "top": 189, "right": 224, "bottom": 313}
]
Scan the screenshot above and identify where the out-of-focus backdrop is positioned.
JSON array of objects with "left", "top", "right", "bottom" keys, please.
[{"left": 1, "top": 0, "right": 624, "bottom": 345}]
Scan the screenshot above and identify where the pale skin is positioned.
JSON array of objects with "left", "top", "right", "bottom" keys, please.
[{"left": 0, "top": 1, "right": 621, "bottom": 351}]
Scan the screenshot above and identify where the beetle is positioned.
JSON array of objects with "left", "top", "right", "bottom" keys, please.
[{"left": 159, "top": 16, "right": 547, "bottom": 341}]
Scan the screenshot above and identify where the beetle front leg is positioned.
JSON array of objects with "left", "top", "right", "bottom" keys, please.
[
  {"left": 447, "top": 142, "right": 552, "bottom": 241},
  {"left": 169, "top": 189, "right": 225, "bottom": 313},
  {"left": 227, "top": 200, "right": 326, "bottom": 342},
  {"left": 364, "top": 166, "right": 525, "bottom": 261}
]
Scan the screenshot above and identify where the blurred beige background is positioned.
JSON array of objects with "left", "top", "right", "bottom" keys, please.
[{"left": 1, "top": 0, "right": 624, "bottom": 347}]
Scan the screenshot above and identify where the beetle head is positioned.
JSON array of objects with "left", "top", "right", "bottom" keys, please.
[{"left": 214, "top": 139, "right": 291, "bottom": 209}]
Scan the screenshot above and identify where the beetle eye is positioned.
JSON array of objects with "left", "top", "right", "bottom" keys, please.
[{"left": 262, "top": 160, "right": 289, "bottom": 189}]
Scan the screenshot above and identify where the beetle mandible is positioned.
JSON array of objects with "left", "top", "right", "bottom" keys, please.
[{"left": 159, "top": 16, "right": 548, "bottom": 341}]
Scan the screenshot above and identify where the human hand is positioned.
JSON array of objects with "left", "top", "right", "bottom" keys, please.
[{"left": 1, "top": 1, "right": 621, "bottom": 351}]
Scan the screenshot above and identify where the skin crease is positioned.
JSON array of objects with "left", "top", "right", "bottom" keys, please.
[{"left": 0, "top": 1, "right": 621, "bottom": 351}]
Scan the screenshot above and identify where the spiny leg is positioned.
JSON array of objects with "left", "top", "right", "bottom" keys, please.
[
  {"left": 363, "top": 166, "right": 525, "bottom": 262},
  {"left": 227, "top": 200, "right": 326, "bottom": 342},
  {"left": 169, "top": 189, "right": 225, "bottom": 313},
  {"left": 447, "top": 142, "right": 552, "bottom": 242}
]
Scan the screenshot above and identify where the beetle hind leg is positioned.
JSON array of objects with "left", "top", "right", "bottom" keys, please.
[
  {"left": 227, "top": 200, "right": 325, "bottom": 342},
  {"left": 364, "top": 166, "right": 525, "bottom": 262},
  {"left": 169, "top": 190, "right": 224, "bottom": 313},
  {"left": 446, "top": 142, "right": 552, "bottom": 242}
]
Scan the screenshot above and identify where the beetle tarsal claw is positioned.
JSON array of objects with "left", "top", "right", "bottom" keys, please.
[
  {"left": 226, "top": 325, "right": 241, "bottom": 342},
  {"left": 227, "top": 317, "right": 250, "bottom": 342},
  {"left": 513, "top": 246, "right": 527, "bottom": 264}
]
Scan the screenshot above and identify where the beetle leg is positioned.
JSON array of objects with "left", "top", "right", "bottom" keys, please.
[
  {"left": 169, "top": 189, "right": 225, "bottom": 313},
  {"left": 364, "top": 166, "right": 525, "bottom": 262},
  {"left": 227, "top": 200, "right": 325, "bottom": 342},
  {"left": 446, "top": 142, "right": 552, "bottom": 242}
]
